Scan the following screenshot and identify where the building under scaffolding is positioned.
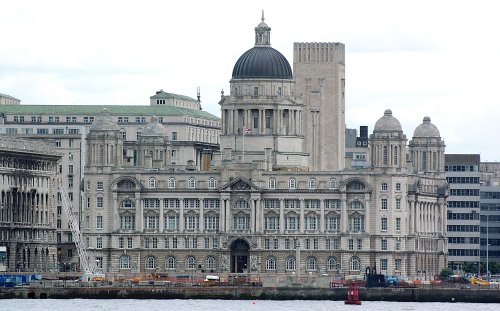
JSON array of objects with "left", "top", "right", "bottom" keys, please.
[{"left": 0, "top": 136, "right": 62, "bottom": 272}]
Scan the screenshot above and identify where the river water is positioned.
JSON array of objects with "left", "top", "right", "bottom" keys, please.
[{"left": 2, "top": 300, "right": 500, "bottom": 311}]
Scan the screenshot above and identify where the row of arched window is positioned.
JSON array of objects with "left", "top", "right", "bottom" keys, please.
[
  {"left": 268, "top": 177, "right": 338, "bottom": 190},
  {"left": 119, "top": 255, "right": 217, "bottom": 270},
  {"left": 119, "top": 255, "right": 362, "bottom": 272},
  {"left": 381, "top": 182, "right": 402, "bottom": 191},
  {"left": 146, "top": 177, "right": 218, "bottom": 189},
  {"left": 265, "top": 256, "right": 360, "bottom": 271}
]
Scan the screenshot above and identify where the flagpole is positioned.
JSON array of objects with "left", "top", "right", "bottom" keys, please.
[{"left": 242, "top": 128, "right": 245, "bottom": 163}]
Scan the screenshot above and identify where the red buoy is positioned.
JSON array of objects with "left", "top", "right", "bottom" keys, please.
[{"left": 344, "top": 281, "right": 362, "bottom": 305}]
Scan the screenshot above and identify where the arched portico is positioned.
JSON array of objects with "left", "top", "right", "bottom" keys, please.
[{"left": 230, "top": 239, "right": 250, "bottom": 273}]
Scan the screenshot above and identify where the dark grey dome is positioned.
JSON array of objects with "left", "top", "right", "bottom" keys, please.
[{"left": 232, "top": 46, "right": 293, "bottom": 79}]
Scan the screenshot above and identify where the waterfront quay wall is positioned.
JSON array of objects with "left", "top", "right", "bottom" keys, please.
[{"left": 1, "top": 286, "right": 500, "bottom": 303}]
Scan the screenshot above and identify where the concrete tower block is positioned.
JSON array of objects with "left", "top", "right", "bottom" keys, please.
[{"left": 293, "top": 42, "right": 346, "bottom": 171}]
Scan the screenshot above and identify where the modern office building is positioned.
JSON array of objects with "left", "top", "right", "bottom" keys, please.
[
  {"left": 0, "top": 136, "right": 62, "bottom": 272},
  {"left": 479, "top": 161, "right": 500, "bottom": 271},
  {"left": 82, "top": 16, "right": 448, "bottom": 279},
  {"left": 445, "top": 154, "right": 481, "bottom": 271}
]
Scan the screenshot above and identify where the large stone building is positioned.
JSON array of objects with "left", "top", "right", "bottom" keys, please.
[
  {"left": 0, "top": 93, "right": 20, "bottom": 106},
  {"left": 0, "top": 136, "right": 62, "bottom": 272},
  {"left": 0, "top": 92, "right": 220, "bottom": 271},
  {"left": 82, "top": 16, "right": 448, "bottom": 279}
]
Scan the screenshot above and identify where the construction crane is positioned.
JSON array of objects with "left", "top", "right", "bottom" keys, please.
[{"left": 59, "top": 186, "right": 104, "bottom": 282}]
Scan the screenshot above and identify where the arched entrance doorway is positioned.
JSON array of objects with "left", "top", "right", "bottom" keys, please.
[{"left": 230, "top": 239, "right": 250, "bottom": 273}]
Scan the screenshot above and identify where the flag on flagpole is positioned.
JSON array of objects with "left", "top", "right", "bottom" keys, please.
[{"left": 244, "top": 128, "right": 252, "bottom": 134}]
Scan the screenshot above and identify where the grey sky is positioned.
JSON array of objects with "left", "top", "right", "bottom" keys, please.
[{"left": 1, "top": 0, "right": 499, "bottom": 161}]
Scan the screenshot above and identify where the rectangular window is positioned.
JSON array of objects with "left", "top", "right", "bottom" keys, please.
[
  {"left": 144, "top": 238, "right": 150, "bottom": 248},
  {"left": 96, "top": 215, "right": 103, "bottom": 229},
  {"left": 97, "top": 181, "right": 104, "bottom": 190},
  {"left": 381, "top": 239, "right": 388, "bottom": 250},
  {"left": 152, "top": 237, "right": 158, "bottom": 249},
  {"left": 396, "top": 198, "right": 401, "bottom": 210},
  {"left": 381, "top": 258, "right": 388, "bottom": 271},
  {"left": 381, "top": 198, "right": 388, "bottom": 210},
  {"left": 333, "top": 238, "right": 340, "bottom": 250},
  {"left": 395, "top": 258, "right": 402, "bottom": 271},
  {"left": 171, "top": 132, "right": 177, "bottom": 140},
  {"left": 357, "top": 238, "right": 362, "bottom": 250},
  {"left": 395, "top": 239, "right": 401, "bottom": 251},
  {"left": 172, "top": 237, "right": 178, "bottom": 249},
  {"left": 325, "top": 238, "right": 331, "bottom": 250},
  {"left": 381, "top": 217, "right": 388, "bottom": 231},
  {"left": 348, "top": 239, "right": 354, "bottom": 250},
  {"left": 284, "top": 239, "right": 290, "bottom": 250},
  {"left": 96, "top": 237, "right": 103, "bottom": 249},
  {"left": 97, "top": 197, "right": 103, "bottom": 208},
  {"left": 128, "top": 237, "right": 133, "bottom": 248},
  {"left": 119, "top": 237, "right": 124, "bottom": 249},
  {"left": 264, "top": 238, "right": 270, "bottom": 250},
  {"left": 396, "top": 218, "right": 401, "bottom": 231},
  {"left": 37, "top": 128, "right": 49, "bottom": 134}
]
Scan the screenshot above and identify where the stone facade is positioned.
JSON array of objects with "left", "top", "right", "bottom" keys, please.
[
  {"left": 0, "top": 93, "right": 220, "bottom": 271},
  {"left": 0, "top": 136, "right": 61, "bottom": 272},
  {"left": 83, "top": 16, "right": 448, "bottom": 280}
]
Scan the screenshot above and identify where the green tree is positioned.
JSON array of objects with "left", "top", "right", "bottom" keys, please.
[
  {"left": 463, "top": 262, "right": 477, "bottom": 274},
  {"left": 440, "top": 267, "right": 453, "bottom": 278}
]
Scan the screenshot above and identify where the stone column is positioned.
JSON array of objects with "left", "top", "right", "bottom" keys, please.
[
  {"left": 341, "top": 193, "right": 348, "bottom": 233},
  {"left": 220, "top": 199, "right": 226, "bottom": 232},
  {"left": 179, "top": 199, "right": 184, "bottom": 232},
  {"left": 299, "top": 199, "right": 305, "bottom": 233},
  {"left": 279, "top": 199, "right": 285, "bottom": 234},
  {"left": 199, "top": 199, "right": 204, "bottom": 232},
  {"left": 225, "top": 200, "right": 231, "bottom": 232},
  {"left": 320, "top": 199, "right": 325, "bottom": 233},
  {"left": 113, "top": 193, "right": 119, "bottom": 231},
  {"left": 250, "top": 199, "right": 255, "bottom": 232},
  {"left": 159, "top": 198, "right": 165, "bottom": 232},
  {"left": 364, "top": 193, "right": 370, "bottom": 233},
  {"left": 135, "top": 194, "right": 142, "bottom": 231}
]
